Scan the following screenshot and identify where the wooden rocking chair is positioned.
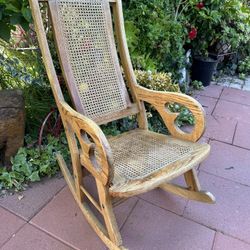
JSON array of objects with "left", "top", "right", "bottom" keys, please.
[{"left": 29, "top": 0, "right": 215, "bottom": 248}]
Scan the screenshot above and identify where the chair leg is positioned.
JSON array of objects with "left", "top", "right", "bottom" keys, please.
[
  {"left": 184, "top": 168, "right": 201, "bottom": 191},
  {"left": 96, "top": 179, "right": 123, "bottom": 247},
  {"left": 160, "top": 168, "right": 215, "bottom": 204},
  {"left": 57, "top": 153, "right": 126, "bottom": 250}
]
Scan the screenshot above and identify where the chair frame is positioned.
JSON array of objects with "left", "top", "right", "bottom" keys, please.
[{"left": 29, "top": 0, "right": 215, "bottom": 249}]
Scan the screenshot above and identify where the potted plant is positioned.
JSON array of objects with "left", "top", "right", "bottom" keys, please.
[{"left": 179, "top": 0, "right": 250, "bottom": 86}]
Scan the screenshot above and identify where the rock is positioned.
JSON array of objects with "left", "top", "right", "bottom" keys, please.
[
  {"left": 0, "top": 89, "right": 25, "bottom": 167},
  {"left": 231, "top": 77, "right": 244, "bottom": 86},
  {"left": 245, "top": 77, "right": 250, "bottom": 84}
]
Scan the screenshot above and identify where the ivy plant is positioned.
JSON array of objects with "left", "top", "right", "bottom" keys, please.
[{"left": 0, "top": 134, "right": 69, "bottom": 191}]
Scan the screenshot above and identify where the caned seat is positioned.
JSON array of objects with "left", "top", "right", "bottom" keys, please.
[
  {"left": 109, "top": 129, "right": 210, "bottom": 196},
  {"left": 29, "top": 0, "right": 215, "bottom": 248}
]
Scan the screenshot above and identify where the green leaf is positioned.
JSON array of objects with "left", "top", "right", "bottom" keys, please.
[
  {"left": 10, "top": 13, "right": 22, "bottom": 25},
  {"left": 21, "top": 162, "right": 33, "bottom": 176},
  {"left": 21, "top": 6, "right": 32, "bottom": 23},
  {"left": 0, "top": 167, "right": 7, "bottom": 174},
  {"left": 29, "top": 171, "right": 40, "bottom": 182},
  {"left": 40, "top": 164, "right": 50, "bottom": 174},
  {"left": 0, "top": 172, "right": 13, "bottom": 188},
  {"left": 10, "top": 171, "right": 25, "bottom": 182},
  {"left": 0, "top": 21, "right": 11, "bottom": 41},
  {"left": 19, "top": 18, "right": 29, "bottom": 30},
  {"left": 124, "top": 20, "right": 139, "bottom": 51},
  {"left": 0, "top": 172, "right": 10, "bottom": 182},
  {"left": 0, "top": 7, "right": 3, "bottom": 20},
  {"left": 11, "top": 148, "right": 27, "bottom": 168},
  {"left": 5, "top": 3, "right": 20, "bottom": 12}
]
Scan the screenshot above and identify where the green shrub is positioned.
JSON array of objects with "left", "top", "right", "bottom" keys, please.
[
  {"left": 190, "top": 80, "right": 204, "bottom": 90},
  {"left": 238, "top": 56, "right": 250, "bottom": 75},
  {"left": 135, "top": 70, "right": 180, "bottom": 92},
  {"left": 181, "top": 0, "right": 250, "bottom": 57},
  {"left": 123, "top": 0, "right": 186, "bottom": 80}
]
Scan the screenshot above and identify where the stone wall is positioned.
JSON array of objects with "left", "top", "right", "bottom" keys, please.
[{"left": 0, "top": 90, "right": 25, "bottom": 167}]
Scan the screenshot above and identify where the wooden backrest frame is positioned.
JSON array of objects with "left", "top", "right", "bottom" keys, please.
[{"left": 30, "top": 0, "right": 147, "bottom": 128}]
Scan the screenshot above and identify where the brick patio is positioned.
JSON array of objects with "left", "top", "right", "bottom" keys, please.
[{"left": 1, "top": 85, "right": 250, "bottom": 250}]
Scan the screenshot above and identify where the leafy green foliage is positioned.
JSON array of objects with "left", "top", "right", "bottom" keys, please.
[
  {"left": 0, "top": 40, "right": 56, "bottom": 136},
  {"left": 0, "top": 0, "right": 31, "bottom": 41},
  {"left": 190, "top": 80, "right": 204, "bottom": 90},
  {"left": 238, "top": 56, "right": 250, "bottom": 75},
  {"left": 0, "top": 134, "right": 69, "bottom": 191},
  {"left": 147, "top": 110, "right": 168, "bottom": 134},
  {"left": 135, "top": 70, "right": 194, "bottom": 127},
  {"left": 135, "top": 70, "right": 180, "bottom": 92},
  {"left": 101, "top": 111, "right": 170, "bottom": 136},
  {"left": 123, "top": 0, "right": 187, "bottom": 80},
  {"left": 168, "top": 103, "right": 195, "bottom": 127},
  {"left": 101, "top": 116, "right": 138, "bottom": 136},
  {"left": 181, "top": 0, "right": 250, "bottom": 57}
]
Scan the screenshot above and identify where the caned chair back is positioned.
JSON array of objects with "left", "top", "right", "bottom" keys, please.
[{"left": 49, "top": 0, "right": 133, "bottom": 123}]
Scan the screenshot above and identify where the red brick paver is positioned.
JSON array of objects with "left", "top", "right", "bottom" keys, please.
[
  {"left": 0, "top": 207, "right": 25, "bottom": 247},
  {"left": 200, "top": 140, "right": 250, "bottom": 186},
  {"left": 233, "top": 121, "right": 250, "bottom": 150},
  {"left": 194, "top": 95, "right": 218, "bottom": 115},
  {"left": 213, "top": 232, "right": 250, "bottom": 250},
  {"left": 138, "top": 187, "right": 187, "bottom": 216},
  {"left": 184, "top": 171, "right": 250, "bottom": 244},
  {"left": 122, "top": 199, "right": 215, "bottom": 250},
  {"left": 204, "top": 115, "right": 237, "bottom": 144},
  {"left": 213, "top": 99, "right": 250, "bottom": 121},
  {"left": 1, "top": 224, "right": 73, "bottom": 250},
  {"left": 195, "top": 85, "right": 223, "bottom": 99},
  {"left": 0, "top": 176, "right": 65, "bottom": 220},
  {"left": 221, "top": 87, "right": 250, "bottom": 106},
  {"left": 31, "top": 186, "right": 137, "bottom": 250}
]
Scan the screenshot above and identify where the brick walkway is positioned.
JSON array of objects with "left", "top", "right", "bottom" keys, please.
[{"left": 1, "top": 85, "right": 250, "bottom": 250}]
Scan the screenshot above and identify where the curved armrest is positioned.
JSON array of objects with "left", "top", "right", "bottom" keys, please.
[
  {"left": 59, "top": 101, "right": 113, "bottom": 185},
  {"left": 135, "top": 85, "right": 206, "bottom": 142}
]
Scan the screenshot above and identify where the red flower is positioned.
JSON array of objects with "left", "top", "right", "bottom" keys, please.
[
  {"left": 196, "top": 2, "right": 204, "bottom": 9},
  {"left": 188, "top": 28, "right": 197, "bottom": 40}
]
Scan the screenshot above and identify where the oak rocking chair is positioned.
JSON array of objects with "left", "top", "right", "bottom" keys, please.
[{"left": 29, "top": 0, "right": 215, "bottom": 248}]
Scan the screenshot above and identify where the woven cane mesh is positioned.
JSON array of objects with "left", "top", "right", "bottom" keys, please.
[
  {"left": 109, "top": 130, "right": 203, "bottom": 182},
  {"left": 56, "top": 0, "right": 128, "bottom": 119}
]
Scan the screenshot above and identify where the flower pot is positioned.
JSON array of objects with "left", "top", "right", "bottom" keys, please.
[{"left": 191, "top": 56, "right": 218, "bottom": 87}]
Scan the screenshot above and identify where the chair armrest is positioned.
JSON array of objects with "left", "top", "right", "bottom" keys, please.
[
  {"left": 59, "top": 101, "right": 113, "bottom": 185},
  {"left": 135, "top": 85, "right": 206, "bottom": 142}
]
